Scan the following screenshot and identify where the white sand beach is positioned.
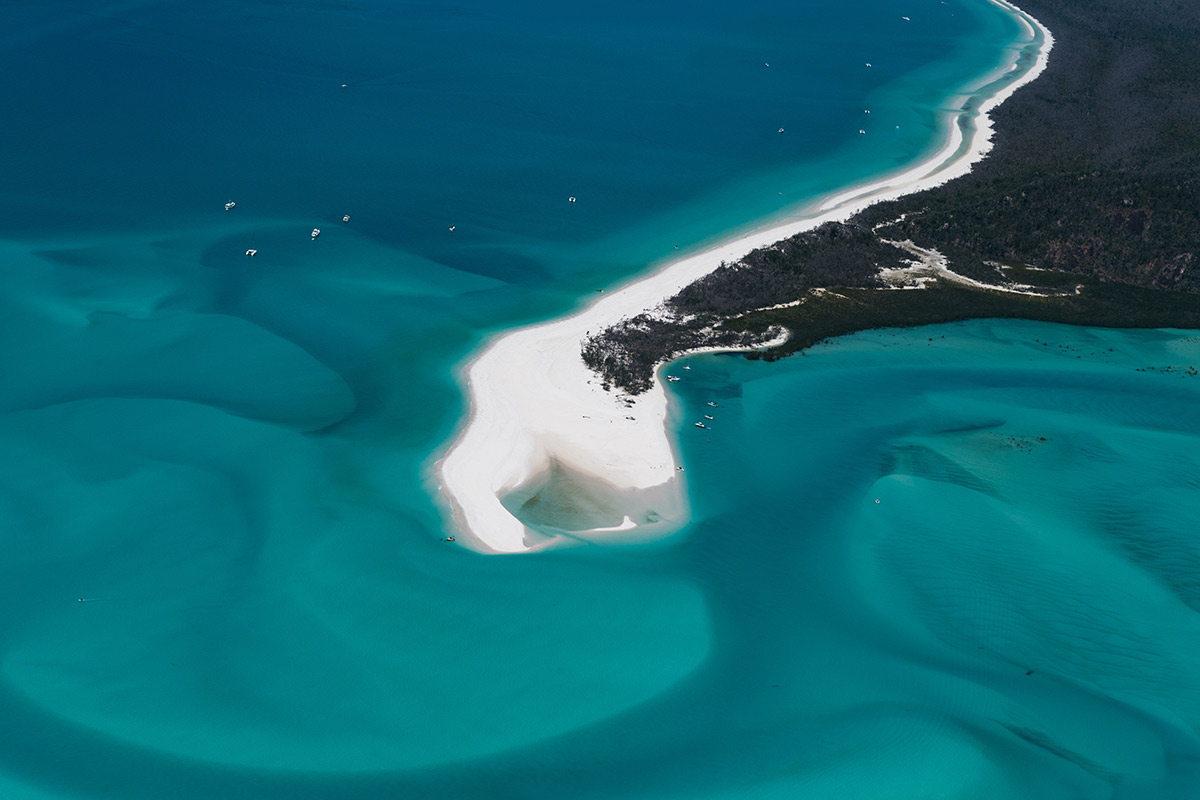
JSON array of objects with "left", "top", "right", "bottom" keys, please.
[{"left": 436, "top": 2, "right": 1053, "bottom": 554}]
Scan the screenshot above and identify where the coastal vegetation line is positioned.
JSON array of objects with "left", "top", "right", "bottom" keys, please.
[{"left": 583, "top": 0, "right": 1200, "bottom": 394}]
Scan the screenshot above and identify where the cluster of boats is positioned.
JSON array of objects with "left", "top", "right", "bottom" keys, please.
[
  {"left": 661, "top": 366, "right": 722, "bottom": 429},
  {"left": 226, "top": 200, "right": 350, "bottom": 255}
]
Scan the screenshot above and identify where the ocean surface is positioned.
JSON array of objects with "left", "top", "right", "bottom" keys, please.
[{"left": 2, "top": 0, "right": 1196, "bottom": 797}]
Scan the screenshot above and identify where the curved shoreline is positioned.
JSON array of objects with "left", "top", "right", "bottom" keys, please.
[{"left": 435, "top": 2, "right": 1054, "bottom": 554}]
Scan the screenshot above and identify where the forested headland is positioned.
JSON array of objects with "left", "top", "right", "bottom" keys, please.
[{"left": 584, "top": 0, "right": 1200, "bottom": 395}]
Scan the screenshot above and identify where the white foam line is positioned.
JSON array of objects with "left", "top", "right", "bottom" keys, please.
[{"left": 434, "top": 2, "right": 1053, "bottom": 554}]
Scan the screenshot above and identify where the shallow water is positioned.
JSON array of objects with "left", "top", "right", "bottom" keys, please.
[
  {"left": 7, "top": 320, "right": 1199, "bottom": 798},
  {"left": 665, "top": 322, "right": 1200, "bottom": 798},
  {"left": 4, "top": 1, "right": 1184, "bottom": 798}
]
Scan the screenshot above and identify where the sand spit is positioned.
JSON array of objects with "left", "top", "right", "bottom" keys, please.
[{"left": 435, "top": 2, "right": 1054, "bottom": 553}]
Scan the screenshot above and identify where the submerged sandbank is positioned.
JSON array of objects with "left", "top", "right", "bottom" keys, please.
[{"left": 435, "top": 2, "right": 1054, "bottom": 554}]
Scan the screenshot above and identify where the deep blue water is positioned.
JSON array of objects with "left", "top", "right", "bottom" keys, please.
[{"left": 5, "top": 2, "right": 1195, "bottom": 798}]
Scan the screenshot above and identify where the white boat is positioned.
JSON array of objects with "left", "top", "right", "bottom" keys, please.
[
  {"left": 568, "top": 196, "right": 576, "bottom": 203},
  {"left": 311, "top": 228, "right": 320, "bottom": 239},
  {"left": 666, "top": 375, "right": 680, "bottom": 382},
  {"left": 245, "top": 249, "right": 257, "bottom": 256},
  {"left": 225, "top": 201, "right": 236, "bottom": 211},
  {"left": 694, "top": 422, "right": 707, "bottom": 429},
  {"left": 704, "top": 414, "right": 714, "bottom": 420},
  {"left": 707, "top": 401, "right": 718, "bottom": 407},
  {"left": 342, "top": 214, "right": 350, "bottom": 223}
]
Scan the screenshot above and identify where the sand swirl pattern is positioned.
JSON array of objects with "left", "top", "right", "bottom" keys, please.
[{"left": 4, "top": 1, "right": 1194, "bottom": 798}]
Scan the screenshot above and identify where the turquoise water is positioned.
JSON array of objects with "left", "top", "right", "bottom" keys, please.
[
  {"left": 668, "top": 323, "right": 1200, "bottom": 798},
  {"left": 6, "top": 1, "right": 1195, "bottom": 798}
]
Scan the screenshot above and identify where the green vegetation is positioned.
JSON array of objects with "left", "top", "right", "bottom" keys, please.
[
  {"left": 583, "top": 0, "right": 1200, "bottom": 395},
  {"left": 730, "top": 271, "right": 1200, "bottom": 362},
  {"left": 856, "top": 0, "right": 1200, "bottom": 292}
]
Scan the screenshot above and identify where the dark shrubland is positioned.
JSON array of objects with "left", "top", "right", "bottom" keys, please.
[{"left": 668, "top": 223, "right": 895, "bottom": 317}]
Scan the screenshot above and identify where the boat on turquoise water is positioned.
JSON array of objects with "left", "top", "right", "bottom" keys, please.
[
  {"left": 224, "top": 201, "right": 235, "bottom": 211},
  {"left": 311, "top": 228, "right": 320, "bottom": 239}
]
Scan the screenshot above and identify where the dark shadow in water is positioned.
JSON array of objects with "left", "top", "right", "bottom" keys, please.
[{"left": 877, "top": 443, "right": 997, "bottom": 496}]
